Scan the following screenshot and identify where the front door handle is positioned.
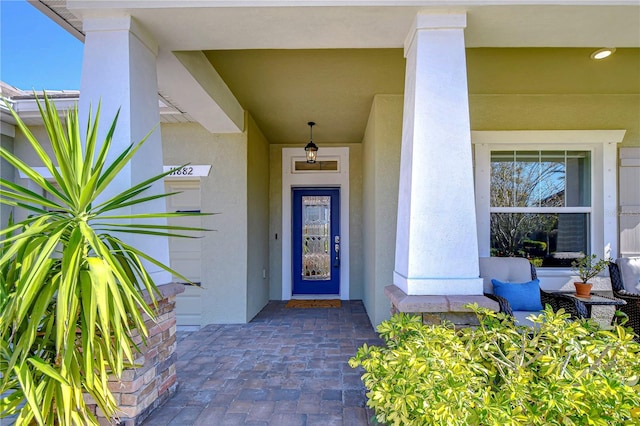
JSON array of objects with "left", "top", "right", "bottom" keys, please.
[{"left": 333, "top": 236, "right": 340, "bottom": 268}]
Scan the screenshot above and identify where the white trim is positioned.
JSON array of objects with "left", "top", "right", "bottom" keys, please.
[
  {"left": 602, "top": 141, "right": 618, "bottom": 260},
  {"left": 10, "top": 98, "right": 78, "bottom": 120},
  {"left": 473, "top": 130, "right": 623, "bottom": 289},
  {"left": 474, "top": 143, "right": 492, "bottom": 259},
  {"left": 82, "top": 16, "right": 158, "bottom": 56},
  {"left": 282, "top": 147, "right": 350, "bottom": 300},
  {"left": 489, "top": 207, "right": 592, "bottom": 213},
  {"left": 291, "top": 155, "right": 341, "bottom": 173},
  {"left": 471, "top": 130, "right": 626, "bottom": 145},
  {"left": 404, "top": 12, "right": 467, "bottom": 56}
]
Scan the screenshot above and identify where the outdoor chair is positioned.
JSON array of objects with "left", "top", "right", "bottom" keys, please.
[
  {"left": 608, "top": 258, "right": 640, "bottom": 340},
  {"left": 480, "top": 257, "right": 587, "bottom": 326}
]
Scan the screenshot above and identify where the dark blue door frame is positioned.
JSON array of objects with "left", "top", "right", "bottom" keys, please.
[{"left": 292, "top": 188, "right": 340, "bottom": 295}]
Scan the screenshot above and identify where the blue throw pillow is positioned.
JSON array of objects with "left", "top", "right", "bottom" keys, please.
[{"left": 491, "top": 278, "right": 543, "bottom": 311}]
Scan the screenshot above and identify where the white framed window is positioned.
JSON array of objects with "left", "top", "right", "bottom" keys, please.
[
  {"left": 473, "top": 131, "right": 623, "bottom": 277},
  {"left": 488, "top": 149, "right": 592, "bottom": 266}
]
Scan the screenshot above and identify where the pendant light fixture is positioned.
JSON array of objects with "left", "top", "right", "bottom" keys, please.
[{"left": 304, "top": 121, "right": 318, "bottom": 163}]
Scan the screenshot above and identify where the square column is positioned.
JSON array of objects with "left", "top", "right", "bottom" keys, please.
[
  {"left": 79, "top": 16, "right": 171, "bottom": 284},
  {"left": 394, "top": 13, "right": 482, "bottom": 296}
]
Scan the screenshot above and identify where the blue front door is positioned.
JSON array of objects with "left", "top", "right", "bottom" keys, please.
[{"left": 292, "top": 188, "right": 340, "bottom": 295}]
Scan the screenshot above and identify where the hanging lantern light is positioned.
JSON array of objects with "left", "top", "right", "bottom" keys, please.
[{"left": 304, "top": 121, "right": 318, "bottom": 163}]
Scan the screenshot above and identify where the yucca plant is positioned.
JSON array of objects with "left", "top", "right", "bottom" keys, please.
[{"left": 0, "top": 95, "right": 207, "bottom": 425}]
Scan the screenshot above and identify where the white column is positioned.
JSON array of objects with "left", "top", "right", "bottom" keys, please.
[
  {"left": 394, "top": 12, "right": 482, "bottom": 296},
  {"left": 80, "top": 16, "right": 171, "bottom": 284}
]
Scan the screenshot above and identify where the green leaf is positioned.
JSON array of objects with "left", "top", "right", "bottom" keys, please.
[
  {"left": 14, "top": 364, "right": 45, "bottom": 425},
  {"left": 3, "top": 98, "right": 65, "bottom": 189},
  {"left": 94, "top": 127, "right": 156, "bottom": 198},
  {"left": 27, "top": 358, "right": 69, "bottom": 385},
  {"left": 0, "top": 147, "right": 68, "bottom": 203},
  {"left": 0, "top": 179, "right": 66, "bottom": 210}
]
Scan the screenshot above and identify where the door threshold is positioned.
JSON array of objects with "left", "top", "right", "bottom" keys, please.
[{"left": 291, "top": 295, "right": 341, "bottom": 300}]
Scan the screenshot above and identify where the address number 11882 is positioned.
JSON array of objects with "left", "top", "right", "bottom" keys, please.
[{"left": 168, "top": 166, "right": 194, "bottom": 176}]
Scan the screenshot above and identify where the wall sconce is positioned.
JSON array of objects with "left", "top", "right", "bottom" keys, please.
[{"left": 305, "top": 121, "right": 318, "bottom": 163}]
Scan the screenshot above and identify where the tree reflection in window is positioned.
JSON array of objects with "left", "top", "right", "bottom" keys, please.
[{"left": 490, "top": 151, "right": 591, "bottom": 266}]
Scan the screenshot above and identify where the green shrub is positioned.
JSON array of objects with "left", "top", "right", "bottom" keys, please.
[
  {"left": 350, "top": 306, "right": 640, "bottom": 425},
  {"left": 523, "top": 239, "right": 547, "bottom": 253},
  {"left": 530, "top": 257, "right": 544, "bottom": 267}
]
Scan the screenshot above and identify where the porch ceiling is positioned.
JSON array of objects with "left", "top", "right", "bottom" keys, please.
[
  {"left": 205, "top": 48, "right": 406, "bottom": 144},
  {"left": 33, "top": 1, "right": 640, "bottom": 143},
  {"left": 205, "top": 47, "right": 640, "bottom": 144}
]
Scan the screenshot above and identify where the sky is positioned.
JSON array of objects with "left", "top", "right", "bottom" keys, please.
[{"left": 1, "top": 0, "right": 84, "bottom": 91}]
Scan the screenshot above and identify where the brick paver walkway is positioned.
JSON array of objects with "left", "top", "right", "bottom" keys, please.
[{"left": 141, "top": 300, "right": 383, "bottom": 425}]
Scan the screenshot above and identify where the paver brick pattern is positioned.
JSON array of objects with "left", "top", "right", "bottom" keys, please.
[{"left": 141, "top": 301, "right": 383, "bottom": 425}]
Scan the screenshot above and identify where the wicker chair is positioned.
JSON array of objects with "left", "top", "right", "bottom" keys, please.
[
  {"left": 480, "top": 257, "right": 587, "bottom": 324},
  {"left": 608, "top": 259, "right": 640, "bottom": 339}
]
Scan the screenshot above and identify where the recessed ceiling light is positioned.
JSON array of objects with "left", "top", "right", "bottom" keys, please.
[{"left": 590, "top": 48, "right": 616, "bottom": 60}]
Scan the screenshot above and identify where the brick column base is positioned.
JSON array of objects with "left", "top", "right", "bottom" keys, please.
[
  {"left": 87, "top": 283, "right": 185, "bottom": 425},
  {"left": 385, "top": 285, "right": 499, "bottom": 327}
]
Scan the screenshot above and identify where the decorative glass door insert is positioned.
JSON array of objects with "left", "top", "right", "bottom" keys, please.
[
  {"left": 292, "top": 188, "right": 340, "bottom": 294},
  {"left": 302, "top": 195, "right": 331, "bottom": 280}
]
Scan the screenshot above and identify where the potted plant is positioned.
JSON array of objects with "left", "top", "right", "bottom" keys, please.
[
  {"left": 571, "top": 253, "right": 609, "bottom": 298},
  {"left": 0, "top": 95, "right": 206, "bottom": 425}
]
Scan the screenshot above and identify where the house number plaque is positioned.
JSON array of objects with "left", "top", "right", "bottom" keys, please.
[{"left": 163, "top": 165, "right": 211, "bottom": 178}]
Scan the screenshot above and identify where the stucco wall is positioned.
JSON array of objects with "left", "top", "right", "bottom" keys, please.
[
  {"left": 10, "top": 117, "right": 262, "bottom": 325},
  {"left": 13, "top": 126, "right": 55, "bottom": 164},
  {"left": 162, "top": 123, "right": 249, "bottom": 324},
  {"left": 269, "top": 145, "right": 283, "bottom": 301},
  {"left": 268, "top": 143, "right": 364, "bottom": 301},
  {"left": 466, "top": 48, "right": 640, "bottom": 148},
  {"left": 363, "top": 111, "right": 376, "bottom": 324},
  {"left": 349, "top": 144, "right": 364, "bottom": 300},
  {"left": 469, "top": 95, "right": 640, "bottom": 147},
  {"left": 362, "top": 95, "right": 402, "bottom": 326},
  {"left": 246, "top": 114, "right": 270, "bottom": 321}
]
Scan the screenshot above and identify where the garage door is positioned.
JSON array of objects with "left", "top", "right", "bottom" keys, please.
[{"left": 165, "top": 181, "right": 202, "bottom": 326}]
